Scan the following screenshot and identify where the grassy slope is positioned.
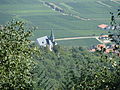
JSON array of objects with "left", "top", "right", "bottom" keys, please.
[
  {"left": 0, "top": 0, "right": 118, "bottom": 47},
  {"left": 0, "top": 0, "right": 40, "bottom": 4},
  {"left": 57, "top": 38, "right": 100, "bottom": 48}
]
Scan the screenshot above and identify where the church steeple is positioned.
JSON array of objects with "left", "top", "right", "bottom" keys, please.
[{"left": 49, "top": 29, "right": 54, "bottom": 42}]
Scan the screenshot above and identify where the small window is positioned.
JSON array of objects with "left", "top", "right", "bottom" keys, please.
[{"left": 46, "top": 39, "right": 50, "bottom": 44}]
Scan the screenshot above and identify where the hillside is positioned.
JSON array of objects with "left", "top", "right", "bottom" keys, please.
[
  {"left": 0, "top": 0, "right": 119, "bottom": 47},
  {"left": 1, "top": 3, "right": 120, "bottom": 90},
  {"left": 0, "top": 0, "right": 40, "bottom": 4}
]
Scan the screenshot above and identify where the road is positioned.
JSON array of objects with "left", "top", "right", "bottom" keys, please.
[
  {"left": 32, "top": 36, "right": 104, "bottom": 44},
  {"left": 55, "top": 36, "right": 99, "bottom": 41},
  {"left": 55, "top": 36, "right": 111, "bottom": 44}
]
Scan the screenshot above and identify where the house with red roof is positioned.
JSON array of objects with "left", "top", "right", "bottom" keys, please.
[{"left": 98, "top": 24, "right": 108, "bottom": 30}]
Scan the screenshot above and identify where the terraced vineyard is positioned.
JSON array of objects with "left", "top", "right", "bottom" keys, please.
[{"left": 0, "top": 0, "right": 119, "bottom": 47}]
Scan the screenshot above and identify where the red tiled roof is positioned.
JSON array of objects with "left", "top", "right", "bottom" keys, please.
[
  {"left": 89, "top": 49, "right": 96, "bottom": 52},
  {"left": 100, "top": 35, "right": 108, "bottom": 37},
  {"left": 97, "top": 44, "right": 106, "bottom": 48},
  {"left": 105, "top": 48, "right": 114, "bottom": 53},
  {"left": 98, "top": 24, "right": 108, "bottom": 29}
]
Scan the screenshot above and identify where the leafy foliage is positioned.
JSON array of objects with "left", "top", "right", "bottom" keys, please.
[
  {"left": 109, "top": 9, "right": 120, "bottom": 45},
  {"left": 0, "top": 20, "right": 38, "bottom": 90},
  {"left": 33, "top": 46, "right": 120, "bottom": 90}
]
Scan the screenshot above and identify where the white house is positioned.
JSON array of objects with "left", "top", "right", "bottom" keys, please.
[{"left": 36, "top": 30, "right": 57, "bottom": 51}]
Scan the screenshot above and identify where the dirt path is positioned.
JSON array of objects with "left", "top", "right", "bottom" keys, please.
[
  {"left": 95, "top": 37, "right": 104, "bottom": 43},
  {"left": 43, "top": 1, "right": 91, "bottom": 21},
  {"left": 97, "top": 1, "right": 112, "bottom": 8},
  {"left": 111, "top": 0, "right": 120, "bottom": 4},
  {"left": 31, "top": 36, "right": 107, "bottom": 44},
  {"left": 55, "top": 36, "right": 108, "bottom": 44}
]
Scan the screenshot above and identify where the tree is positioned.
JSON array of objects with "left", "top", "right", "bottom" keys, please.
[
  {"left": 109, "top": 9, "right": 120, "bottom": 46},
  {"left": 0, "top": 20, "right": 38, "bottom": 90}
]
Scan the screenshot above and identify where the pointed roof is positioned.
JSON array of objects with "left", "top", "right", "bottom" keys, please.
[{"left": 49, "top": 30, "right": 54, "bottom": 42}]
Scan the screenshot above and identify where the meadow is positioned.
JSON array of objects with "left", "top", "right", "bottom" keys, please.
[
  {"left": 0, "top": 0, "right": 119, "bottom": 47},
  {"left": 57, "top": 38, "right": 100, "bottom": 48}
]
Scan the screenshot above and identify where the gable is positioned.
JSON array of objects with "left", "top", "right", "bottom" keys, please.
[{"left": 37, "top": 36, "right": 48, "bottom": 47}]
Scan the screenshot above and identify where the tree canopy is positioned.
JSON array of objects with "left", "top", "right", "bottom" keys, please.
[
  {"left": 0, "top": 20, "right": 38, "bottom": 90},
  {"left": 109, "top": 9, "right": 120, "bottom": 45}
]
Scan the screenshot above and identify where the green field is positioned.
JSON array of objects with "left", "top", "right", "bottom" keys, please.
[
  {"left": 0, "top": 0, "right": 119, "bottom": 47},
  {"left": 57, "top": 38, "right": 101, "bottom": 48}
]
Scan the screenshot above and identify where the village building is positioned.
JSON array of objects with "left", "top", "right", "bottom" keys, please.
[
  {"left": 89, "top": 48, "right": 96, "bottom": 52},
  {"left": 105, "top": 48, "right": 114, "bottom": 53},
  {"left": 89, "top": 45, "right": 97, "bottom": 52},
  {"left": 97, "top": 44, "right": 106, "bottom": 51},
  {"left": 99, "top": 35, "right": 109, "bottom": 40},
  {"left": 98, "top": 34, "right": 111, "bottom": 43},
  {"left": 89, "top": 43, "right": 120, "bottom": 57},
  {"left": 98, "top": 24, "right": 108, "bottom": 30},
  {"left": 36, "top": 30, "right": 57, "bottom": 51},
  {"left": 98, "top": 24, "right": 120, "bottom": 30}
]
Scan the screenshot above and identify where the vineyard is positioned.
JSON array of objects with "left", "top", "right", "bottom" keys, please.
[{"left": 0, "top": 0, "right": 120, "bottom": 47}]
